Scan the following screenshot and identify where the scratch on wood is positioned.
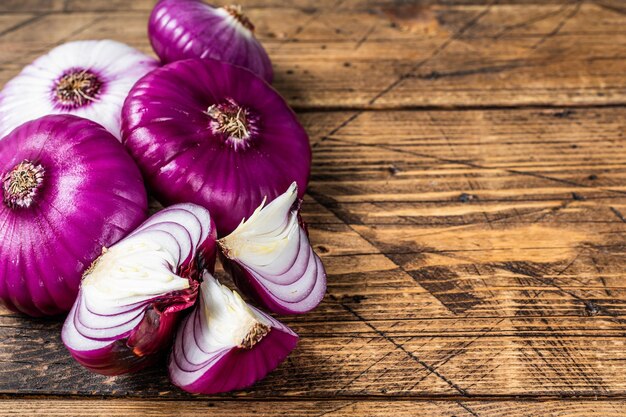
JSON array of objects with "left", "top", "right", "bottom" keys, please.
[
  {"left": 531, "top": 1, "right": 582, "bottom": 50},
  {"left": 332, "top": 295, "right": 468, "bottom": 396},
  {"left": 492, "top": 3, "right": 571, "bottom": 39},
  {"left": 56, "top": 16, "right": 106, "bottom": 44},
  {"left": 609, "top": 207, "right": 626, "bottom": 223},
  {"left": 0, "top": 13, "right": 47, "bottom": 39},
  {"left": 415, "top": 62, "right": 534, "bottom": 80},
  {"left": 407, "top": 317, "right": 507, "bottom": 391},
  {"left": 326, "top": 136, "right": 626, "bottom": 199},
  {"left": 337, "top": 351, "right": 393, "bottom": 392},
  {"left": 457, "top": 400, "right": 481, "bottom": 417},
  {"left": 593, "top": 0, "right": 626, "bottom": 16},
  {"left": 368, "top": 1, "right": 495, "bottom": 105},
  {"left": 354, "top": 25, "right": 375, "bottom": 50},
  {"left": 313, "top": 111, "right": 363, "bottom": 149},
  {"left": 316, "top": 401, "right": 356, "bottom": 417}
]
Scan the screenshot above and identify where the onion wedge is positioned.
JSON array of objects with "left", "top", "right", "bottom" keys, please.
[
  {"left": 168, "top": 273, "right": 298, "bottom": 393},
  {"left": 219, "top": 182, "right": 326, "bottom": 314}
]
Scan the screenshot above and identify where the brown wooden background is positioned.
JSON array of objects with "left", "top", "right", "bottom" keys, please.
[{"left": 1, "top": 0, "right": 626, "bottom": 415}]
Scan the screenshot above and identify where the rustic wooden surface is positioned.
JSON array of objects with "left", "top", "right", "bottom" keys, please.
[{"left": 1, "top": 0, "right": 626, "bottom": 415}]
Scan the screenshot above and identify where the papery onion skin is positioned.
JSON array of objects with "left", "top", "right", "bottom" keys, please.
[
  {"left": 0, "top": 40, "right": 158, "bottom": 140},
  {"left": 168, "top": 275, "right": 298, "bottom": 394},
  {"left": 62, "top": 204, "right": 217, "bottom": 376},
  {"left": 0, "top": 115, "right": 147, "bottom": 317},
  {"left": 148, "top": 0, "right": 273, "bottom": 82},
  {"left": 122, "top": 58, "right": 311, "bottom": 236}
]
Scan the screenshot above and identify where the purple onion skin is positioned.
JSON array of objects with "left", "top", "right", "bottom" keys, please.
[
  {"left": 122, "top": 58, "right": 311, "bottom": 236},
  {"left": 173, "top": 330, "right": 298, "bottom": 394},
  {"left": 221, "top": 252, "right": 326, "bottom": 316},
  {"left": 66, "top": 288, "right": 198, "bottom": 376},
  {"left": 168, "top": 293, "right": 298, "bottom": 394},
  {"left": 148, "top": 0, "right": 273, "bottom": 82},
  {"left": 0, "top": 115, "right": 147, "bottom": 317}
]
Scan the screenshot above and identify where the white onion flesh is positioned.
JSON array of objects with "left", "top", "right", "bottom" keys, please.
[
  {"left": 219, "top": 182, "right": 326, "bottom": 314},
  {"left": 168, "top": 273, "right": 298, "bottom": 393},
  {"left": 62, "top": 204, "right": 216, "bottom": 365}
]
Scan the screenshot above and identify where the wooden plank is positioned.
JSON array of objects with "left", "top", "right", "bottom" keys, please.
[
  {"left": 2, "top": 3, "right": 626, "bottom": 108},
  {"left": 8, "top": 0, "right": 580, "bottom": 13},
  {"left": 2, "top": 314, "right": 626, "bottom": 397},
  {"left": 0, "top": 107, "right": 625, "bottom": 398},
  {"left": 1, "top": 0, "right": 626, "bottom": 408},
  {"left": 0, "top": 1, "right": 64, "bottom": 13},
  {"left": 1, "top": 399, "right": 626, "bottom": 417}
]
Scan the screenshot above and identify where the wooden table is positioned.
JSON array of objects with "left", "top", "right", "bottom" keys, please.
[{"left": 1, "top": 0, "right": 626, "bottom": 415}]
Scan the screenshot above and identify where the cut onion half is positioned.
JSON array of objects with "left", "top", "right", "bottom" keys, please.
[{"left": 62, "top": 204, "right": 217, "bottom": 375}]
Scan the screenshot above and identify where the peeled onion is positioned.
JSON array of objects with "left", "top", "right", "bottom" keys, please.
[
  {"left": 219, "top": 182, "right": 326, "bottom": 315},
  {"left": 0, "top": 115, "right": 147, "bottom": 317},
  {"left": 169, "top": 273, "right": 298, "bottom": 394},
  {"left": 149, "top": 0, "right": 273, "bottom": 82},
  {"left": 122, "top": 58, "right": 311, "bottom": 236},
  {"left": 0, "top": 40, "right": 158, "bottom": 140},
  {"left": 62, "top": 203, "right": 217, "bottom": 375}
]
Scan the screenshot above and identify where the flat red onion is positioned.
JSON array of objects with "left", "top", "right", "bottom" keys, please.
[
  {"left": 219, "top": 182, "right": 326, "bottom": 315},
  {"left": 148, "top": 0, "right": 273, "bottom": 82},
  {"left": 0, "top": 40, "right": 158, "bottom": 140},
  {"left": 169, "top": 273, "right": 298, "bottom": 394},
  {"left": 62, "top": 203, "right": 217, "bottom": 375},
  {"left": 122, "top": 58, "right": 311, "bottom": 236},
  {"left": 0, "top": 115, "right": 147, "bottom": 317}
]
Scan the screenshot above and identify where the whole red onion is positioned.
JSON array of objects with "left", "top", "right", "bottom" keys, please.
[
  {"left": 148, "top": 0, "right": 273, "bottom": 82},
  {"left": 0, "top": 115, "right": 147, "bottom": 316},
  {"left": 122, "top": 58, "right": 311, "bottom": 236},
  {"left": 0, "top": 40, "right": 158, "bottom": 140}
]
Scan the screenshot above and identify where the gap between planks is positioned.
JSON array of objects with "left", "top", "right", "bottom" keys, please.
[{"left": 3, "top": 393, "right": 626, "bottom": 401}]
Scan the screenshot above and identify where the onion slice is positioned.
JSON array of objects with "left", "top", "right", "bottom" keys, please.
[
  {"left": 168, "top": 273, "right": 298, "bottom": 394},
  {"left": 62, "top": 204, "right": 217, "bottom": 375},
  {"left": 219, "top": 182, "right": 326, "bottom": 314}
]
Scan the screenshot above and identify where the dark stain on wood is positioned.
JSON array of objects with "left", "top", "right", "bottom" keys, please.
[{"left": 407, "top": 266, "right": 482, "bottom": 314}]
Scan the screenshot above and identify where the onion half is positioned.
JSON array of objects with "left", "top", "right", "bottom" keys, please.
[
  {"left": 169, "top": 273, "right": 298, "bottom": 394},
  {"left": 0, "top": 115, "right": 147, "bottom": 316},
  {"left": 149, "top": 0, "right": 273, "bottom": 82},
  {"left": 62, "top": 203, "right": 217, "bottom": 375},
  {"left": 0, "top": 40, "right": 158, "bottom": 140},
  {"left": 219, "top": 182, "right": 326, "bottom": 315},
  {"left": 122, "top": 58, "right": 311, "bottom": 236}
]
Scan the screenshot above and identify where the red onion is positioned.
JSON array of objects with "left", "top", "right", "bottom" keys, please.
[
  {"left": 62, "top": 203, "right": 217, "bottom": 375},
  {"left": 0, "top": 40, "right": 158, "bottom": 140},
  {"left": 169, "top": 273, "right": 298, "bottom": 394},
  {"left": 122, "top": 58, "right": 311, "bottom": 236},
  {"left": 219, "top": 182, "right": 326, "bottom": 315},
  {"left": 0, "top": 115, "right": 147, "bottom": 317},
  {"left": 148, "top": 0, "right": 273, "bottom": 82}
]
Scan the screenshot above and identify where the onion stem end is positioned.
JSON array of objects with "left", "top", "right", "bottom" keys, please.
[{"left": 2, "top": 161, "right": 45, "bottom": 209}]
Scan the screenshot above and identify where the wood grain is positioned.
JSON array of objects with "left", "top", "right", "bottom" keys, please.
[
  {"left": 0, "top": 108, "right": 625, "bottom": 401},
  {"left": 1, "top": 399, "right": 626, "bottom": 417},
  {"left": 1, "top": 0, "right": 626, "bottom": 415},
  {"left": 2, "top": 2, "right": 626, "bottom": 108}
]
